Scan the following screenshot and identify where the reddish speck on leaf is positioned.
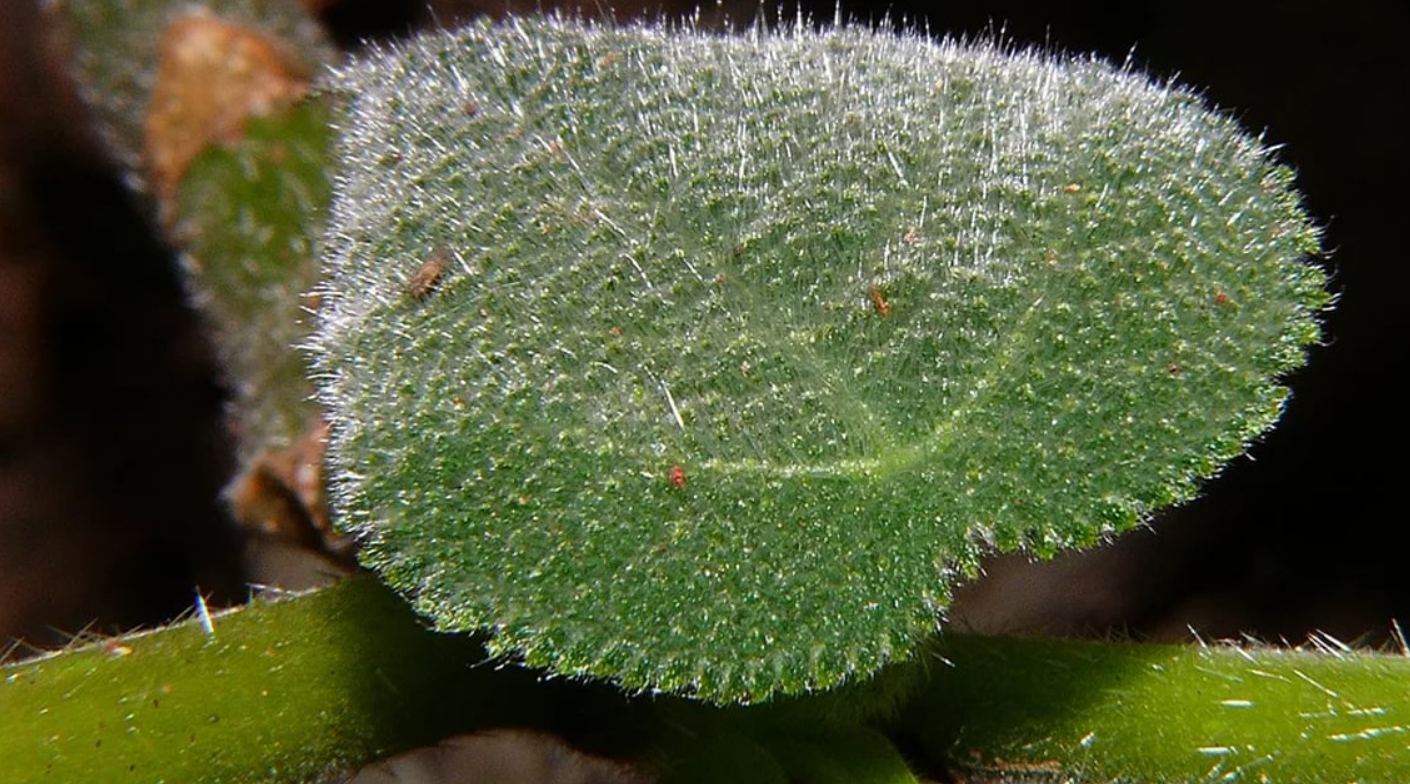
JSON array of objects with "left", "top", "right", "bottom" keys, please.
[
  {"left": 1215, "top": 291, "right": 1231, "bottom": 305},
  {"left": 406, "top": 249, "right": 448, "bottom": 300},
  {"left": 869, "top": 286, "right": 891, "bottom": 317},
  {"left": 668, "top": 464, "right": 686, "bottom": 489}
]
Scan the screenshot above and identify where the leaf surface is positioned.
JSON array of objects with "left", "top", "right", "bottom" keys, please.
[{"left": 315, "top": 17, "right": 1326, "bottom": 702}]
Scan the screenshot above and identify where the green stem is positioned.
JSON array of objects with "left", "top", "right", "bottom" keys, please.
[
  {"left": 0, "top": 578, "right": 642, "bottom": 784},
  {"left": 4, "top": 582, "right": 1407, "bottom": 783},
  {"left": 907, "top": 633, "right": 1410, "bottom": 782}
]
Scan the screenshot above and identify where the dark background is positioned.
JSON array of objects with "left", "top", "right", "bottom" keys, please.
[{"left": 1, "top": 0, "right": 1406, "bottom": 650}]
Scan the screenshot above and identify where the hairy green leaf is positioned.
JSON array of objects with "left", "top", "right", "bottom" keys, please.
[{"left": 314, "top": 17, "right": 1326, "bottom": 702}]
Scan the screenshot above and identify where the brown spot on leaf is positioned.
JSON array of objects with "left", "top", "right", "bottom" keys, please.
[
  {"left": 145, "top": 11, "right": 308, "bottom": 204},
  {"left": 869, "top": 285, "right": 891, "bottom": 317},
  {"left": 406, "top": 249, "right": 449, "bottom": 300}
]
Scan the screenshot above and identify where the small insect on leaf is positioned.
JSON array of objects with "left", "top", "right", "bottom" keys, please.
[
  {"left": 406, "top": 248, "right": 449, "bottom": 301},
  {"left": 1214, "top": 291, "right": 1231, "bottom": 305},
  {"left": 668, "top": 464, "right": 686, "bottom": 489},
  {"left": 869, "top": 285, "right": 892, "bottom": 317}
]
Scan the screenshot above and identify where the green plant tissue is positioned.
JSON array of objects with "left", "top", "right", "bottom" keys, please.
[{"left": 313, "top": 16, "right": 1327, "bottom": 703}]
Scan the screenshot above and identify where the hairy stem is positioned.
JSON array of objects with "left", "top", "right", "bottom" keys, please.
[
  {"left": 906, "top": 633, "right": 1410, "bottom": 782},
  {"left": 0, "top": 578, "right": 643, "bottom": 784},
  {"left": 5, "top": 582, "right": 1406, "bottom": 783}
]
